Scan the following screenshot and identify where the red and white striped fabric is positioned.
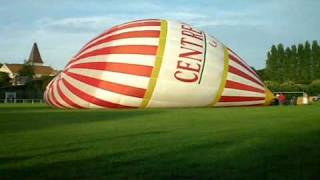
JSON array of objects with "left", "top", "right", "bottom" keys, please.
[
  {"left": 215, "top": 48, "right": 267, "bottom": 107},
  {"left": 45, "top": 19, "right": 161, "bottom": 109}
]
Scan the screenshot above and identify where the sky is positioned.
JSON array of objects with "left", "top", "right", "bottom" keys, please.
[{"left": 0, "top": 0, "right": 319, "bottom": 70}]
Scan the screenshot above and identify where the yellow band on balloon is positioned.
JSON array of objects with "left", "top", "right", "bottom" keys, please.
[
  {"left": 264, "top": 88, "right": 274, "bottom": 105},
  {"left": 140, "top": 20, "right": 168, "bottom": 108},
  {"left": 209, "top": 47, "right": 229, "bottom": 106}
]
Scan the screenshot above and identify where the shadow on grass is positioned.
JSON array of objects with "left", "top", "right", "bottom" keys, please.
[
  {"left": 0, "top": 109, "right": 165, "bottom": 134},
  {"left": 0, "top": 104, "right": 51, "bottom": 111},
  {"left": 1, "top": 129, "right": 319, "bottom": 180},
  {"left": 11, "top": 130, "right": 169, "bottom": 155},
  {"left": 0, "top": 147, "right": 85, "bottom": 166},
  {"left": 0, "top": 142, "right": 233, "bottom": 179}
]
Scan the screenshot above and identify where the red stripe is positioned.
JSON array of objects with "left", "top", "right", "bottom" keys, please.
[
  {"left": 228, "top": 53, "right": 261, "bottom": 80},
  {"left": 65, "top": 71, "right": 146, "bottom": 98},
  {"left": 219, "top": 96, "right": 265, "bottom": 102},
  {"left": 68, "top": 45, "right": 158, "bottom": 66},
  {"left": 118, "top": 19, "right": 160, "bottom": 26},
  {"left": 217, "top": 103, "right": 263, "bottom": 107},
  {"left": 68, "top": 62, "right": 153, "bottom": 77},
  {"left": 61, "top": 78, "right": 134, "bottom": 109},
  {"left": 56, "top": 79, "right": 84, "bottom": 109},
  {"left": 229, "top": 66, "right": 264, "bottom": 87},
  {"left": 80, "top": 21, "right": 161, "bottom": 52},
  {"left": 75, "top": 30, "right": 160, "bottom": 58},
  {"left": 50, "top": 81, "right": 67, "bottom": 108},
  {"left": 225, "top": 80, "right": 265, "bottom": 93}
]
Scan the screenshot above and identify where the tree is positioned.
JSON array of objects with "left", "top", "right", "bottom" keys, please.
[
  {"left": 284, "top": 47, "right": 292, "bottom": 81},
  {"left": 18, "top": 63, "right": 34, "bottom": 80},
  {"left": 303, "top": 41, "right": 312, "bottom": 82},
  {"left": 0, "top": 72, "right": 10, "bottom": 87},
  {"left": 312, "top": 41, "right": 320, "bottom": 79},
  {"left": 296, "top": 43, "right": 304, "bottom": 83},
  {"left": 277, "top": 44, "right": 285, "bottom": 82},
  {"left": 264, "top": 40, "right": 319, "bottom": 84},
  {"left": 290, "top": 45, "right": 298, "bottom": 81},
  {"left": 266, "top": 45, "right": 278, "bottom": 82},
  {"left": 280, "top": 81, "right": 299, "bottom": 92},
  {"left": 264, "top": 81, "right": 280, "bottom": 92},
  {"left": 296, "top": 83, "right": 309, "bottom": 93},
  {"left": 308, "top": 79, "right": 320, "bottom": 95},
  {"left": 256, "top": 69, "right": 268, "bottom": 81},
  {"left": 41, "top": 75, "right": 55, "bottom": 91}
]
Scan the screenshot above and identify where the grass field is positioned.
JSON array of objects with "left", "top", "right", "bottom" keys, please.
[{"left": 0, "top": 103, "right": 319, "bottom": 179}]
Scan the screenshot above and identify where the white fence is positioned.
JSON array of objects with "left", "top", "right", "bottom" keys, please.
[{"left": 0, "top": 99, "right": 44, "bottom": 103}]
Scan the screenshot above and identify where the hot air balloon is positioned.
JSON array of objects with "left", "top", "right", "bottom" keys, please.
[{"left": 44, "top": 19, "right": 274, "bottom": 109}]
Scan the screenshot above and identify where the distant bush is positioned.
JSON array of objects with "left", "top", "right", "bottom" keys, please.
[
  {"left": 308, "top": 80, "right": 320, "bottom": 95},
  {"left": 280, "top": 81, "right": 300, "bottom": 92},
  {"left": 265, "top": 80, "right": 320, "bottom": 96},
  {"left": 296, "top": 84, "right": 309, "bottom": 92},
  {"left": 264, "top": 81, "right": 280, "bottom": 92}
]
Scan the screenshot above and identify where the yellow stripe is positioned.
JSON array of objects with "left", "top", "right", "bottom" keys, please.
[
  {"left": 263, "top": 88, "right": 274, "bottom": 105},
  {"left": 140, "top": 20, "right": 168, "bottom": 108},
  {"left": 209, "top": 47, "right": 229, "bottom": 106}
]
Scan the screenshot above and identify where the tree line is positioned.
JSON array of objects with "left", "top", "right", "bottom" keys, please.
[
  {"left": 257, "top": 40, "right": 320, "bottom": 95},
  {"left": 258, "top": 40, "right": 320, "bottom": 83}
]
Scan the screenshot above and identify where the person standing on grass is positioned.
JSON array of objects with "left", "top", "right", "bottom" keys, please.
[
  {"left": 290, "top": 96, "right": 297, "bottom": 105},
  {"left": 278, "top": 93, "right": 286, "bottom": 105}
]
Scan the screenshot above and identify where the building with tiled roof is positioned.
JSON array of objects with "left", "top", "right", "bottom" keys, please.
[{"left": 0, "top": 43, "right": 58, "bottom": 85}]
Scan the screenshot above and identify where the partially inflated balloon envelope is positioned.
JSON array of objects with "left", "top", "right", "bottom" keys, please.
[{"left": 45, "top": 19, "right": 274, "bottom": 109}]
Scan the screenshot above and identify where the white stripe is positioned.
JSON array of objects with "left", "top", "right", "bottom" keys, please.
[
  {"left": 52, "top": 79, "right": 73, "bottom": 108},
  {"left": 61, "top": 73, "right": 142, "bottom": 107},
  {"left": 222, "top": 88, "right": 265, "bottom": 97},
  {"left": 80, "top": 26, "right": 160, "bottom": 53},
  {"left": 227, "top": 73, "right": 265, "bottom": 91},
  {"left": 75, "top": 38, "right": 159, "bottom": 59},
  {"left": 229, "top": 60, "right": 263, "bottom": 85},
  {"left": 67, "top": 54, "right": 156, "bottom": 68},
  {"left": 215, "top": 100, "right": 265, "bottom": 106},
  {"left": 58, "top": 78, "right": 97, "bottom": 108},
  {"left": 67, "top": 68, "right": 150, "bottom": 89}
]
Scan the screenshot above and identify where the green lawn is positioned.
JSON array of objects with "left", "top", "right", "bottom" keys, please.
[{"left": 0, "top": 103, "right": 319, "bottom": 179}]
